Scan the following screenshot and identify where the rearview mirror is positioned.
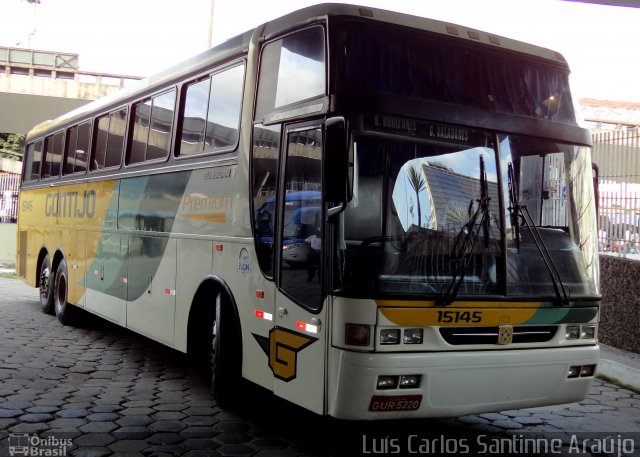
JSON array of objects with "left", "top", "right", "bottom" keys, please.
[{"left": 324, "top": 117, "right": 351, "bottom": 208}]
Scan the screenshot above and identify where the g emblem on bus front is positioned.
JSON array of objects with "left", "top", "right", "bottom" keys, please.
[
  {"left": 498, "top": 325, "right": 513, "bottom": 345},
  {"left": 253, "top": 328, "right": 317, "bottom": 381}
]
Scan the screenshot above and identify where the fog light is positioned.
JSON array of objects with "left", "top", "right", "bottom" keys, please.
[
  {"left": 581, "top": 325, "right": 596, "bottom": 339},
  {"left": 581, "top": 364, "right": 596, "bottom": 377},
  {"left": 403, "top": 328, "right": 423, "bottom": 344},
  {"left": 377, "top": 375, "right": 398, "bottom": 389},
  {"left": 345, "top": 324, "right": 370, "bottom": 346},
  {"left": 568, "top": 365, "right": 581, "bottom": 378},
  {"left": 565, "top": 325, "right": 580, "bottom": 340},
  {"left": 380, "top": 329, "right": 401, "bottom": 345},
  {"left": 399, "top": 375, "right": 421, "bottom": 389}
]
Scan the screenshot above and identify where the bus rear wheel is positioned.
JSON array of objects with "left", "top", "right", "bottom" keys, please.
[
  {"left": 211, "top": 291, "right": 241, "bottom": 407},
  {"left": 39, "top": 254, "right": 54, "bottom": 315},
  {"left": 54, "top": 259, "right": 72, "bottom": 325}
]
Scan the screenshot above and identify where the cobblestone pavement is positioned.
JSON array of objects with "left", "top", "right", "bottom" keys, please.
[{"left": 0, "top": 276, "right": 639, "bottom": 457}]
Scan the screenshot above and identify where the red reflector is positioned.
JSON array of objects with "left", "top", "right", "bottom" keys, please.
[
  {"left": 255, "top": 310, "right": 264, "bottom": 319},
  {"left": 215, "top": 244, "right": 223, "bottom": 251},
  {"left": 369, "top": 395, "right": 422, "bottom": 412},
  {"left": 296, "top": 321, "right": 306, "bottom": 330},
  {"left": 256, "top": 290, "right": 265, "bottom": 299}
]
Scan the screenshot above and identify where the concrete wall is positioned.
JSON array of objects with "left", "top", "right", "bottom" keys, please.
[
  {"left": 599, "top": 255, "right": 640, "bottom": 353},
  {"left": 0, "top": 223, "right": 16, "bottom": 268}
]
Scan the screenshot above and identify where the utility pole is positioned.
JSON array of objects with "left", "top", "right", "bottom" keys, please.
[
  {"left": 24, "top": 0, "right": 41, "bottom": 48},
  {"left": 206, "top": 0, "right": 215, "bottom": 49}
]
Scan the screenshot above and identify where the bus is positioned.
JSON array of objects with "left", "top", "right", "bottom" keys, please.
[{"left": 17, "top": 3, "right": 600, "bottom": 419}]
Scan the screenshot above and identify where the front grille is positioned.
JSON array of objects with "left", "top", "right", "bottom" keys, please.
[{"left": 439, "top": 326, "right": 557, "bottom": 345}]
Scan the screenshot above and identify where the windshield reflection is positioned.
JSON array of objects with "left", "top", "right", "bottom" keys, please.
[{"left": 341, "top": 134, "right": 501, "bottom": 297}]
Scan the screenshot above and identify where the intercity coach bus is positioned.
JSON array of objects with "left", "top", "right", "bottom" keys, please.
[{"left": 17, "top": 4, "right": 600, "bottom": 419}]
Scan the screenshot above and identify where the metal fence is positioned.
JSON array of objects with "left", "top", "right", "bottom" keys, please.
[
  {"left": 0, "top": 172, "right": 19, "bottom": 223},
  {"left": 592, "top": 128, "right": 640, "bottom": 257}
]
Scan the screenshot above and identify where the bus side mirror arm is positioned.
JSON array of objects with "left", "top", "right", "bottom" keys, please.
[{"left": 324, "top": 117, "right": 351, "bottom": 220}]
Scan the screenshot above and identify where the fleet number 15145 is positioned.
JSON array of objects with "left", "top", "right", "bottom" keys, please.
[{"left": 437, "top": 310, "right": 482, "bottom": 323}]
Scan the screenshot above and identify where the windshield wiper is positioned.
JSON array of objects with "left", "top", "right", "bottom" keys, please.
[
  {"left": 507, "top": 162, "right": 569, "bottom": 306},
  {"left": 439, "top": 156, "right": 490, "bottom": 306}
]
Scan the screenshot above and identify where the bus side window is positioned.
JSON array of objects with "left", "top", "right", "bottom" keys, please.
[
  {"left": 178, "top": 64, "right": 244, "bottom": 157},
  {"left": 23, "top": 141, "right": 43, "bottom": 182},
  {"left": 42, "top": 132, "right": 63, "bottom": 179},
  {"left": 106, "top": 108, "right": 127, "bottom": 168},
  {"left": 92, "top": 108, "right": 127, "bottom": 170}
]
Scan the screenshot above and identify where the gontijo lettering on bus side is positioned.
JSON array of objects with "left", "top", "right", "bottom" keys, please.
[{"left": 45, "top": 190, "right": 96, "bottom": 218}]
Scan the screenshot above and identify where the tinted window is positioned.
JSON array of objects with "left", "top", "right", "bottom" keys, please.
[
  {"left": 130, "top": 99, "right": 152, "bottom": 164},
  {"left": 256, "top": 26, "right": 325, "bottom": 119},
  {"left": 178, "top": 64, "right": 244, "bottom": 156},
  {"left": 64, "top": 127, "right": 78, "bottom": 175},
  {"left": 252, "top": 124, "right": 281, "bottom": 277},
  {"left": 147, "top": 89, "right": 175, "bottom": 160},
  {"left": 179, "top": 78, "right": 209, "bottom": 155},
  {"left": 64, "top": 122, "right": 90, "bottom": 174},
  {"left": 24, "top": 141, "right": 43, "bottom": 182},
  {"left": 106, "top": 108, "right": 126, "bottom": 168},
  {"left": 279, "top": 128, "right": 323, "bottom": 311},
  {"left": 42, "top": 132, "right": 63, "bottom": 178},
  {"left": 205, "top": 65, "right": 243, "bottom": 150},
  {"left": 75, "top": 122, "right": 90, "bottom": 173},
  {"left": 93, "top": 115, "right": 109, "bottom": 170}
]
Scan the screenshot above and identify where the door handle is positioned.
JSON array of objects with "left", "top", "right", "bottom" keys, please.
[{"left": 278, "top": 307, "right": 288, "bottom": 319}]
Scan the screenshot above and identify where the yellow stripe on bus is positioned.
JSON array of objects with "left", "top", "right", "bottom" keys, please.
[{"left": 379, "top": 307, "right": 538, "bottom": 327}]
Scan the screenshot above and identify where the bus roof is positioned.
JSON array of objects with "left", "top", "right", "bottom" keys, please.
[{"left": 27, "top": 3, "right": 568, "bottom": 140}]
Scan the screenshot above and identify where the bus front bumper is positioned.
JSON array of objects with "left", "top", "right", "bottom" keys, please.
[{"left": 328, "top": 344, "right": 599, "bottom": 420}]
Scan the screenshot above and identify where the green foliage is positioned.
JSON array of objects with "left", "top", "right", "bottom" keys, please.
[{"left": 0, "top": 133, "right": 25, "bottom": 160}]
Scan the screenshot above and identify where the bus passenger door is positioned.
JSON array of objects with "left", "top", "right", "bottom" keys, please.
[{"left": 272, "top": 125, "right": 328, "bottom": 414}]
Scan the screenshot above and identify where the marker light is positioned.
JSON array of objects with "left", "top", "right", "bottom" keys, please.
[
  {"left": 565, "top": 325, "right": 580, "bottom": 340},
  {"left": 380, "top": 329, "right": 401, "bottom": 345},
  {"left": 403, "top": 328, "right": 424, "bottom": 344},
  {"left": 581, "top": 325, "right": 596, "bottom": 339},
  {"left": 345, "top": 324, "right": 370, "bottom": 346},
  {"left": 377, "top": 376, "right": 398, "bottom": 390},
  {"left": 568, "top": 366, "right": 581, "bottom": 378},
  {"left": 581, "top": 365, "right": 596, "bottom": 377},
  {"left": 399, "top": 375, "right": 421, "bottom": 389}
]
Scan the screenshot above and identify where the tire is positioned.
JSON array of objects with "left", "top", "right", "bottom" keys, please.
[
  {"left": 211, "top": 291, "right": 241, "bottom": 407},
  {"left": 39, "top": 254, "right": 54, "bottom": 315},
  {"left": 53, "top": 259, "right": 72, "bottom": 325}
]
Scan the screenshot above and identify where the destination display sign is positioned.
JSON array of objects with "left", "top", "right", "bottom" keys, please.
[{"left": 363, "top": 115, "right": 487, "bottom": 146}]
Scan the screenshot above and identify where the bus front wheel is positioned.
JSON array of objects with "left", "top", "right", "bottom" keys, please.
[
  {"left": 54, "top": 258, "right": 72, "bottom": 325},
  {"left": 39, "top": 254, "right": 54, "bottom": 315},
  {"left": 211, "top": 291, "right": 241, "bottom": 407}
]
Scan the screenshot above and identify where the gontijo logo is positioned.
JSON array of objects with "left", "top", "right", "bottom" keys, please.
[{"left": 45, "top": 190, "right": 96, "bottom": 218}]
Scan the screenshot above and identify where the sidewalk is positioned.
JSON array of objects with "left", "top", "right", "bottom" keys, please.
[{"left": 597, "top": 342, "right": 640, "bottom": 392}]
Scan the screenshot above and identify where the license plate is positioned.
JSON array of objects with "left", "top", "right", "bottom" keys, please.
[{"left": 369, "top": 394, "right": 422, "bottom": 412}]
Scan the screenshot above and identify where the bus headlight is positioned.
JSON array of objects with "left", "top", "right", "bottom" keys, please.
[
  {"left": 380, "top": 329, "right": 401, "bottom": 345},
  {"left": 581, "top": 325, "right": 596, "bottom": 339},
  {"left": 403, "top": 328, "right": 423, "bottom": 344},
  {"left": 565, "top": 325, "right": 581, "bottom": 340}
]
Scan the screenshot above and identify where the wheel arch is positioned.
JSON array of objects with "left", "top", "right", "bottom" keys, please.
[{"left": 186, "top": 275, "right": 243, "bottom": 358}]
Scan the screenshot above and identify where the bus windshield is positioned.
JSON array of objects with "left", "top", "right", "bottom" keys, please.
[{"left": 339, "top": 120, "right": 599, "bottom": 301}]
